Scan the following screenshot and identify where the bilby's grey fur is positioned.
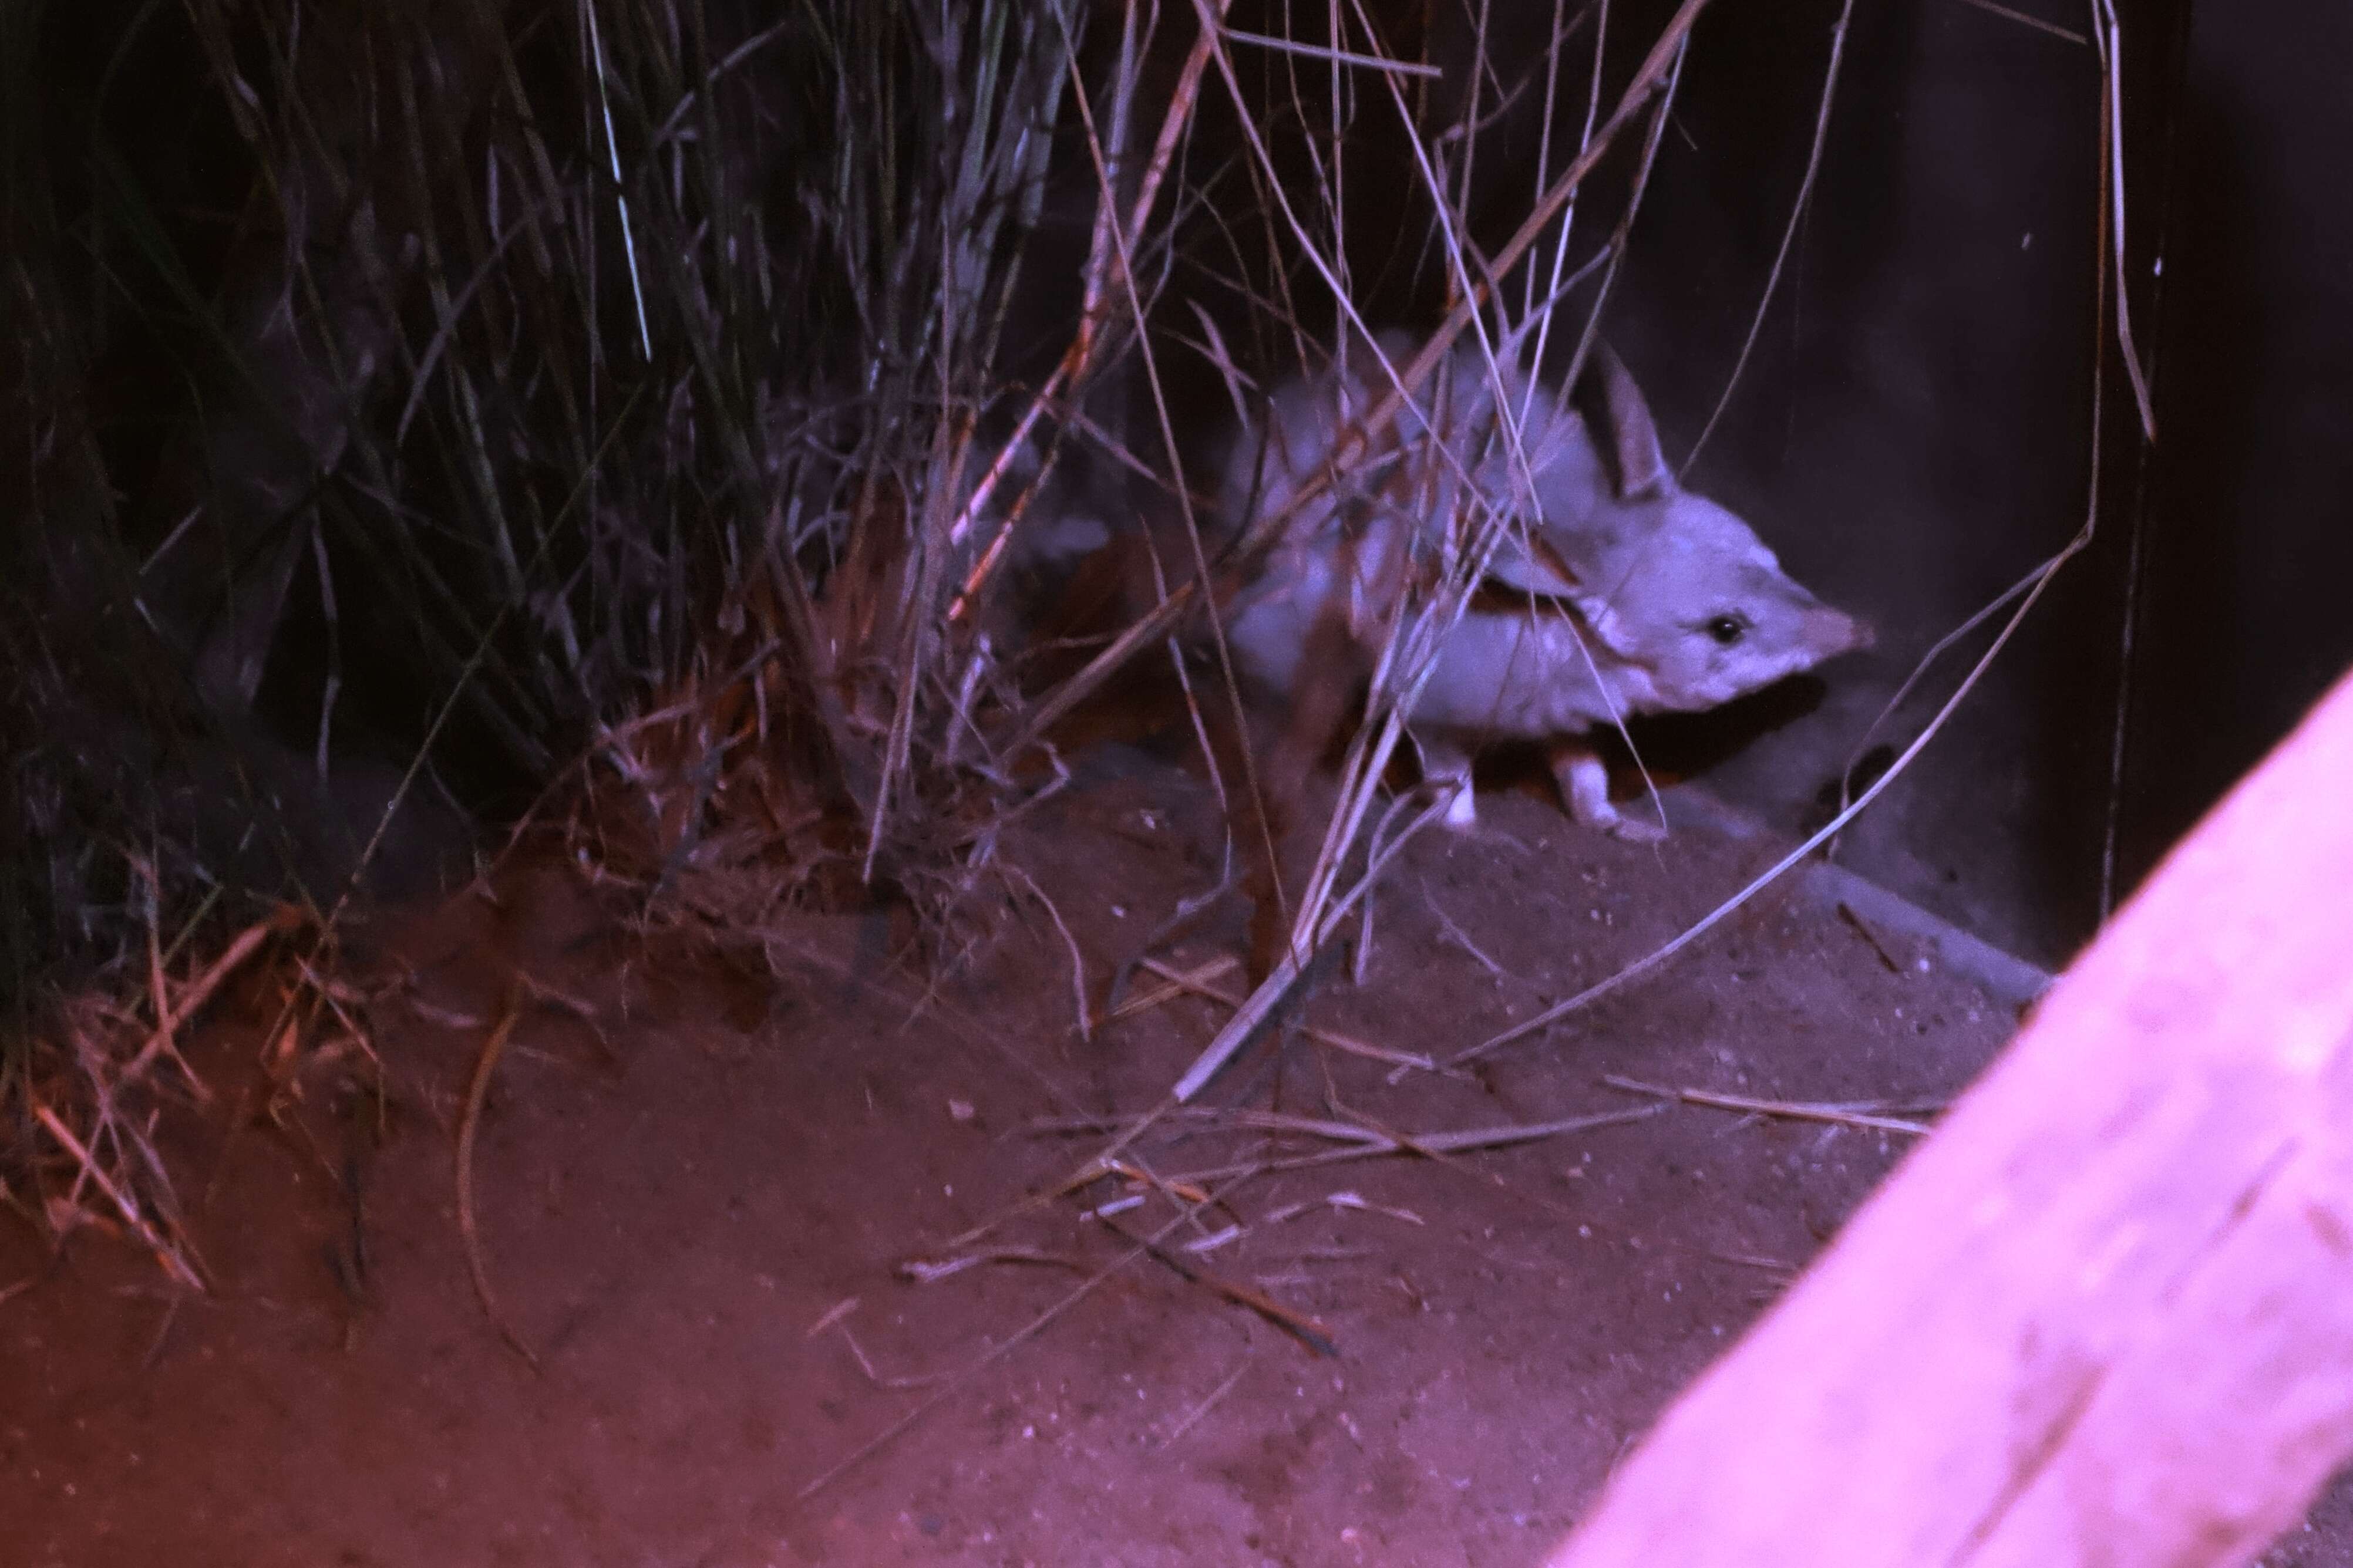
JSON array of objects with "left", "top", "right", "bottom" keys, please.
[{"left": 1220, "top": 328, "right": 1870, "bottom": 839}]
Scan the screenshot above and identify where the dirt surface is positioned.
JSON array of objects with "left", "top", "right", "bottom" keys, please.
[{"left": 7, "top": 744, "right": 2351, "bottom": 1567}]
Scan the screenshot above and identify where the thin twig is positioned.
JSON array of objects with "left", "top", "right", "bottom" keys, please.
[
  {"left": 1602, "top": 1075, "right": 1938, "bottom": 1137},
  {"left": 1006, "top": 865, "right": 1095, "bottom": 1042},
  {"left": 2089, "top": 0, "right": 2157, "bottom": 440},
  {"left": 1158, "top": 1358, "right": 1252, "bottom": 1447},
  {"left": 1681, "top": 0, "right": 1857, "bottom": 476},
  {"left": 1217, "top": 25, "right": 1443, "bottom": 78},
  {"left": 31, "top": 1103, "right": 206, "bottom": 1292},
  {"left": 135, "top": 859, "right": 211, "bottom": 1106},
  {"left": 1952, "top": 0, "right": 2089, "bottom": 48},
  {"left": 1136, "top": 956, "right": 1439, "bottom": 1075},
  {"left": 1098, "top": 1211, "right": 1338, "bottom": 1357},
  {"left": 119, "top": 909, "right": 299, "bottom": 1095},
  {"left": 1422, "top": 878, "right": 1510, "bottom": 983},
  {"left": 1109, "top": 953, "right": 1240, "bottom": 1023},
  {"left": 456, "top": 980, "right": 540, "bottom": 1369},
  {"left": 796, "top": 1198, "right": 1213, "bottom": 1503},
  {"left": 1163, "top": 1104, "right": 1668, "bottom": 1186}
]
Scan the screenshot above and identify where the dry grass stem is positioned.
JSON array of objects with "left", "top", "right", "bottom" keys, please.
[
  {"left": 1953, "top": 0, "right": 2091, "bottom": 46},
  {"left": 1601, "top": 1075, "right": 1939, "bottom": 1137},
  {"left": 1681, "top": 0, "right": 1859, "bottom": 475},
  {"left": 31, "top": 1103, "right": 205, "bottom": 1292},
  {"left": 1006, "top": 866, "right": 1096, "bottom": 1042},
  {"left": 1163, "top": 1104, "right": 1669, "bottom": 1187},
  {"left": 1135, "top": 956, "right": 1439, "bottom": 1074},
  {"left": 120, "top": 909, "right": 303, "bottom": 1095},
  {"left": 1156, "top": 1358, "right": 1253, "bottom": 1448},
  {"left": 1096, "top": 1210, "right": 1339, "bottom": 1357},
  {"left": 455, "top": 981, "right": 540, "bottom": 1370},
  {"left": 1108, "top": 953, "right": 1242, "bottom": 1023},
  {"left": 798, "top": 1197, "right": 1224, "bottom": 1504}
]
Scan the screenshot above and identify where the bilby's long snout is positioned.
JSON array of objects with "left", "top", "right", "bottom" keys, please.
[{"left": 1805, "top": 606, "right": 1873, "bottom": 659}]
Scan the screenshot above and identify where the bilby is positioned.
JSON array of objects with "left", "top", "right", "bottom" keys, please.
[{"left": 1219, "top": 328, "right": 1870, "bottom": 839}]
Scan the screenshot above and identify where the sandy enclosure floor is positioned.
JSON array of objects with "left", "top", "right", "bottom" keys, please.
[{"left": 7, "top": 744, "right": 2352, "bottom": 1567}]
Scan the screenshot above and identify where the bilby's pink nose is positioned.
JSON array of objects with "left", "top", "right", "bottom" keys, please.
[{"left": 1805, "top": 608, "right": 1873, "bottom": 657}]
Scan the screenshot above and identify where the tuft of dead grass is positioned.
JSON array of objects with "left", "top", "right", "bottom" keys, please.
[{"left": 0, "top": 0, "right": 1246, "bottom": 1282}]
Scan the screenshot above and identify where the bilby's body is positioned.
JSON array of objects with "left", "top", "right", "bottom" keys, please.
[{"left": 1221, "top": 329, "right": 1870, "bottom": 839}]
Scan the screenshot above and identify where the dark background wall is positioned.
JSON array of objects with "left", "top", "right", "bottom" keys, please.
[
  {"left": 2113, "top": 0, "right": 2353, "bottom": 899},
  {"left": 1470, "top": 0, "right": 2349, "bottom": 970}
]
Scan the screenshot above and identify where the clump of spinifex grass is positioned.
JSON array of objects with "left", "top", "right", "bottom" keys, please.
[{"left": 0, "top": 0, "right": 1222, "bottom": 1279}]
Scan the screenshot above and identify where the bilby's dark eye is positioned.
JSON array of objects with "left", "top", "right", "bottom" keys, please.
[{"left": 1704, "top": 613, "right": 1748, "bottom": 646}]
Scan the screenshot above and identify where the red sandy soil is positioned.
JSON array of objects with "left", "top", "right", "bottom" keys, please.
[{"left": 6, "top": 744, "right": 2350, "bottom": 1567}]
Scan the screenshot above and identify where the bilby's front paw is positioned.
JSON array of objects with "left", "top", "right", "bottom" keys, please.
[
  {"left": 1553, "top": 746, "right": 1665, "bottom": 843},
  {"left": 1438, "top": 781, "right": 1481, "bottom": 832},
  {"left": 1602, "top": 811, "right": 1669, "bottom": 844}
]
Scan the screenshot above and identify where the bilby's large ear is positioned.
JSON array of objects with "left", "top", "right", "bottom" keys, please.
[
  {"left": 1574, "top": 342, "right": 1672, "bottom": 502},
  {"left": 1479, "top": 525, "right": 1587, "bottom": 599}
]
